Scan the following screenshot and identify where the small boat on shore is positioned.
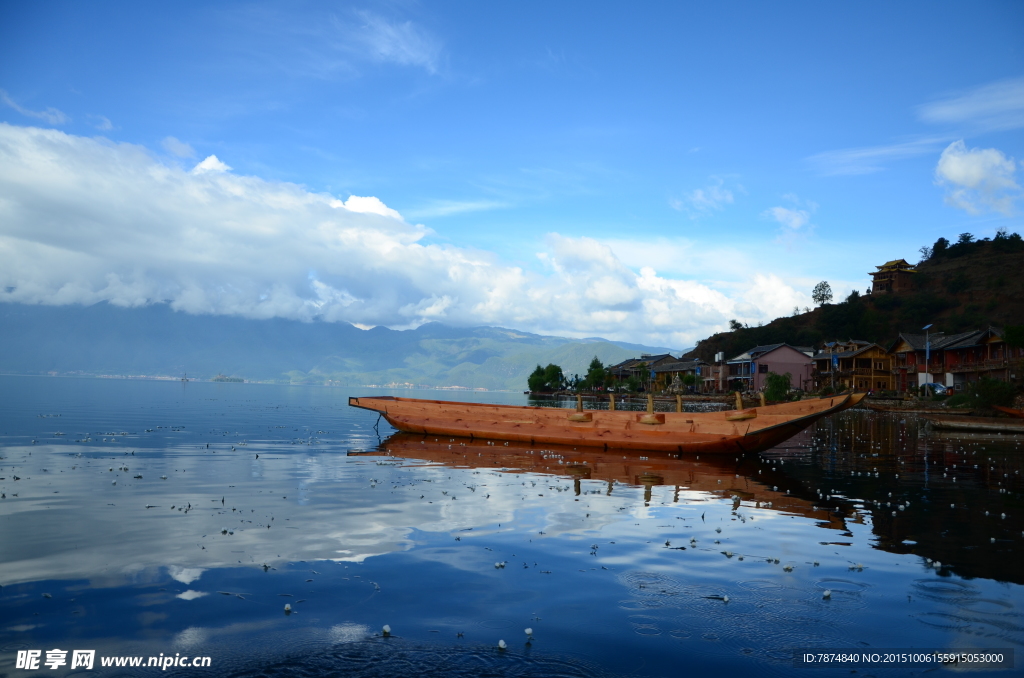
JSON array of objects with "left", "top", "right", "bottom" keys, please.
[
  {"left": 349, "top": 393, "right": 865, "bottom": 454},
  {"left": 993, "top": 405, "right": 1024, "bottom": 419},
  {"left": 921, "top": 414, "right": 1024, "bottom": 434}
]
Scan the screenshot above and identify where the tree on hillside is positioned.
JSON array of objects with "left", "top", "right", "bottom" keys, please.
[
  {"left": 583, "top": 356, "right": 606, "bottom": 390},
  {"left": 993, "top": 228, "right": 1024, "bottom": 253},
  {"left": 812, "top": 281, "right": 833, "bottom": 306},
  {"left": 527, "top": 363, "right": 565, "bottom": 392},
  {"left": 729, "top": 319, "right": 743, "bottom": 331},
  {"left": 932, "top": 237, "right": 949, "bottom": 257}
]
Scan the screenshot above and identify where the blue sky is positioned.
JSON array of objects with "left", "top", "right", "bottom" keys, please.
[{"left": 1, "top": 1, "right": 1022, "bottom": 347}]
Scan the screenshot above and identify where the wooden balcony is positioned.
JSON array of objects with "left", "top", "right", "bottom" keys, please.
[{"left": 947, "top": 359, "right": 1009, "bottom": 373}]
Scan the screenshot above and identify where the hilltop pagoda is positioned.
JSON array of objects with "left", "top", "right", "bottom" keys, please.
[{"left": 870, "top": 259, "right": 916, "bottom": 294}]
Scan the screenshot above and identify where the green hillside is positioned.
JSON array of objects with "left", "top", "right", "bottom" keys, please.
[{"left": 686, "top": 230, "right": 1024, "bottom": 362}]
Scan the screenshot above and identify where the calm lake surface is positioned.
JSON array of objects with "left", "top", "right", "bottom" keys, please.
[{"left": 1, "top": 375, "right": 1022, "bottom": 677}]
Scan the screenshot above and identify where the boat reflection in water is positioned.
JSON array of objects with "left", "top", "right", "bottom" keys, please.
[{"left": 362, "top": 432, "right": 852, "bottom": 533}]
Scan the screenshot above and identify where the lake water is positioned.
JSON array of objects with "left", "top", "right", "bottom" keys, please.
[{"left": 1, "top": 375, "right": 1021, "bottom": 677}]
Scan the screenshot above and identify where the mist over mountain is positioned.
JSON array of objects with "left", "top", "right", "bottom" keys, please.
[{"left": 0, "top": 302, "right": 683, "bottom": 390}]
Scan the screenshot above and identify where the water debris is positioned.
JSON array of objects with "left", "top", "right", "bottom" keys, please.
[
  {"left": 284, "top": 604, "right": 291, "bottom": 614},
  {"left": 382, "top": 624, "right": 391, "bottom": 637},
  {"left": 823, "top": 590, "right": 832, "bottom": 599},
  {"left": 497, "top": 639, "right": 507, "bottom": 650}
]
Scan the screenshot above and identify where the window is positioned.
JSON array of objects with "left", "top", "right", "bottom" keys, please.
[{"left": 759, "top": 363, "right": 768, "bottom": 374}]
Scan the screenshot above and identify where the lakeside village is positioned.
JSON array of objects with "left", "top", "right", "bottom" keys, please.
[{"left": 529, "top": 256, "right": 1023, "bottom": 410}]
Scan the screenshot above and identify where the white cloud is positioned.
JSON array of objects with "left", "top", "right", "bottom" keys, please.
[
  {"left": 935, "top": 140, "right": 1020, "bottom": 215},
  {"left": 344, "top": 11, "right": 442, "bottom": 74},
  {"left": 763, "top": 206, "right": 810, "bottom": 231},
  {"left": 334, "top": 195, "right": 405, "bottom": 220},
  {"left": 0, "top": 124, "right": 818, "bottom": 347},
  {"left": 168, "top": 566, "right": 205, "bottom": 585},
  {"left": 191, "top": 154, "right": 232, "bottom": 174},
  {"left": 806, "top": 138, "right": 945, "bottom": 176},
  {"left": 671, "top": 177, "right": 738, "bottom": 216},
  {"left": 162, "top": 136, "right": 196, "bottom": 158},
  {"left": 762, "top": 195, "right": 818, "bottom": 247},
  {"left": 92, "top": 115, "right": 114, "bottom": 131},
  {"left": 406, "top": 199, "right": 508, "bottom": 219},
  {"left": 919, "top": 77, "right": 1024, "bottom": 132},
  {"left": 0, "top": 89, "right": 69, "bottom": 125}
]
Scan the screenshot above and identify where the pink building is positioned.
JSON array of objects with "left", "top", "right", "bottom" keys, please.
[{"left": 726, "top": 343, "right": 814, "bottom": 392}]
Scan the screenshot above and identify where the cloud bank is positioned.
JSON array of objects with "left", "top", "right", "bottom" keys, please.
[{"left": 0, "top": 124, "right": 810, "bottom": 347}]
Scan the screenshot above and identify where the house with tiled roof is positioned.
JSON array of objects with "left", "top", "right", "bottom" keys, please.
[
  {"left": 607, "top": 353, "right": 678, "bottom": 389},
  {"left": 726, "top": 343, "right": 813, "bottom": 392},
  {"left": 812, "top": 340, "right": 893, "bottom": 392},
  {"left": 885, "top": 327, "right": 1020, "bottom": 392},
  {"left": 649, "top": 357, "right": 707, "bottom": 392}
]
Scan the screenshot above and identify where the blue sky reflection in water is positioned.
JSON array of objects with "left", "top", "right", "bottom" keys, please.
[{"left": 0, "top": 376, "right": 1022, "bottom": 677}]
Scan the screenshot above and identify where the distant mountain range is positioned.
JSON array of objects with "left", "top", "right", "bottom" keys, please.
[{"left": 0, "top": 302, "right": 685, "bottom": 390}]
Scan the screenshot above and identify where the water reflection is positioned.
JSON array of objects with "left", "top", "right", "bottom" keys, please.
[
  {"left": 1, "top": 378, "right": 1022, "bottom": 677},
  {"left": 369, "top": 433, "right": 851, "bottom": 533}
]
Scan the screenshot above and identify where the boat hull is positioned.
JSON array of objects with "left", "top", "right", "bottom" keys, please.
[
  {"left": 348, "top": 393, "right": 865, "bottom": 454},
  {"left": 993, "top": 405, "right": 1024, "bottom": 419}
]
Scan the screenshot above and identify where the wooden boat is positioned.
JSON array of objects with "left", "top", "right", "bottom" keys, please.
[
  {"left": 348, "top": 393, "right": 866, "bottom": 454},
  {"left": 921, "top": 414, "right": 1024, "bottom": 434},
  {"left": 993, "top": 405, "right": 1024, "bottom": 419}
]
